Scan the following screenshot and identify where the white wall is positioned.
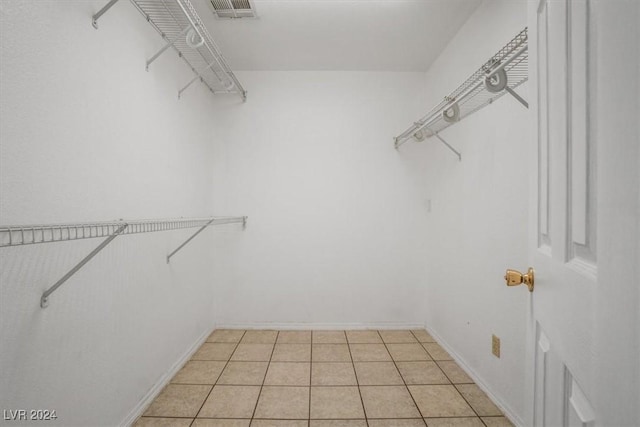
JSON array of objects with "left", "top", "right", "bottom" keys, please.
[
  {"left": 208, "top": 71, "right": 431, "bottom": 328},
  {"left": 0, "top": 1, "right": 233, "bottom": 425},
  {"left": 398, "top": 0, "right": 529, "bottom": 423}
]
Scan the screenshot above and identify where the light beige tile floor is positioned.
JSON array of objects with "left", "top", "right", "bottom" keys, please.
[{"left": 135, "top": 330, "right": 515, "bottom": 427}]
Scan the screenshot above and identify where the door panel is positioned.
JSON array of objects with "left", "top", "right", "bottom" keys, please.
[{"left": 528, "top": 0, "right": 597, "bottom": 424}]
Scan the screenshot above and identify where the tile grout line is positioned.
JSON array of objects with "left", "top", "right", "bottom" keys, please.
[
  {"left": 377, "top": 330, "right": 427, "bottom": 426},
  {"left": 452, "top": 382, "right": 488, "bottom": 425},
  {"left": 433, "top": 359, "right": 474, "bottom": 385},
  {"left": 249, "top": 331, "right": 279, "bottom": 422},
  {"left": 415, "top": 333, "right": 487, "bottom": 425},
  {"left": 190, "top": 329, "right": 247, "bottom": 426},
  {"left": 346, "top": 330, "right": 370, "bottom": 427}
]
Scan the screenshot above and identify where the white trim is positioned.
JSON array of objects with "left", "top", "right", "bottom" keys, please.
[
  {"left": 214, "top": 322, "right": 426, "bottom": 331},
  {"left": 119, "top": 325, "right": 215, "bottom": 427},
  {"left": 425, "top": 326, "right": 525, "bottom": 427}
]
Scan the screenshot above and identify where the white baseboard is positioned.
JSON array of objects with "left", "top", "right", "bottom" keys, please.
[
  {"left": 120, "top": 325, "right": 215, "bottom": 427},
  {"left": 214, "top": 322, "right": 427, "bottom": 330},
  {"left": 425, "top": 326, "right": 524, "bottom": 427}
]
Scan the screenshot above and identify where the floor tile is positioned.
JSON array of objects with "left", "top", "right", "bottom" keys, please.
[
  {"left": 312, "top": 344, "right": 352, "bottom": 362},
  {"left": 369, "top": 420, "right": 426, "bottom": 427},
  {"left": 251, "top": 421, "right": 308, "bottom": 427},
  {"left": 241, "top": 330, "right": 278, "bottom": 344},
  {"left": 133, "top": 418, "right": 193, "bottom": 427},
  {"left": 312, "top": 330, "right": 347, "bottom": 344},
  {"left": 143, "top": 384, "right": 211, "bottom": 418},
  {"left": 379, "top": 330, "right": 418, "bottom": 343},
  {"left": 349, "top": 344, "right": 392, "bottom": 362},
  {"left": 312, "top": 362, "right": 357, "bottom": 386},
  {"left": 437, "top": 361, "right": 473, "bottom": 384},
  {"left": 277, "top": 330, "right": 312, "bottom": 343},
  {"left": 360, "top": 386, "right": 421, "bottom": 419},
  {"left": 310, "top": 386, "right": 365, "bottom": 419},
  {"left": 408, "top": 385, "right": 475, "bottom": 418},
  {"left": 354, "top": 362, "right": 404, "bottom": 385},
  {"left": 264, "top": 362, "right": 311, "bottom": 386},
  {"left": 172, "top": 361, "right": 226, "bottom": 385},
  {"left": 422, "top": 343, "right": 452, "bottom": 361},
  {"left": 456, "top": 384, "right": 502, "bottom": 416},
  {"left": 310, "top": 421, "right": 367, "bottom": 427},
  {"left": 193, "top": 420, "right": 251, "bottom": 427},
  {"left": 192, "top": 343, "right": 237, "bottom": 361},
  {"left": 231, "top": 344, "right": 274, "bottom": 362},
  {"left": 424, "top": 418, "right": 484, "bottom": 427},
  {"left": 387, "top": 343, "right": 432, "bottom": 361},
  {"left": 411, "top": 330, "right": 436, "bottom": 343},
  {"left": 254, "top": 386, "right": 309, "bottom": 419},
  {"left": 145, "top": 331, "right": 511, "bottom": 427},
  {"left": 346, "top": 330, "right": 382, "bottom": 343},
  {"left": 198, "top": 385, "right": 261, "bottom": 418},
  {"left": 396, "top": 362, "right": 450, "bottom": 385},
  {"left": 481, "top": 416, "right": 515, "bottom": 427},
  {"left": 217, "top": 362, "right": 268, "bottom": 385},
  {"left": 271, "top": 344, "right": 311, "bottom": 362},
  {"left": 207, "top": 330, "right": 245, "bottom": 343}
]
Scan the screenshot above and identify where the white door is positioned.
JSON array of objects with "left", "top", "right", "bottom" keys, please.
[{"left": 525, "top": 0, "right": 640, "bottom": 426}]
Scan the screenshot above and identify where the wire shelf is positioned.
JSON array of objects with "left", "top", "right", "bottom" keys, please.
[
  {"left": 0, "top": 216, "right": 246, "bottom": 248},
  {"left": 395, "top": 27, "right": 528, "bottom": 149},
  {"left": 93, "top": 0, "right": 246, "bottom": 100},
  {"left": 1, "top": 215, "right": 247, "bottom": 307},
  {"left": 131, "top": 0, "right": 245, "bottom": 99}
]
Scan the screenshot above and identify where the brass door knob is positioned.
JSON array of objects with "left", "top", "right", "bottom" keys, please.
[{"left": 504, "top": 268, "right": 534, "bottom": 292}]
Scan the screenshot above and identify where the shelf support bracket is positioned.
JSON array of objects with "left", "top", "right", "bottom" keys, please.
[
  {"left": 505, "top": 86, "right": 529, "bottom": 109},
  {"left": 178, "top": 60, "right": 217, "bottom": 99},
  {"left": 146, "top": 26, "right": 192, "bottom": 71},
  {"left": 40, "top": 224, "right": 128, "bottom": 308},
  {"left": 167, "top": 219, "right": 215, "bottom": 264},
  {"left": 92, "top": 0, "right": 120, "bottom": 29},
  {"left": 426, "top": 127, "right": 462, "bottom": 161}
]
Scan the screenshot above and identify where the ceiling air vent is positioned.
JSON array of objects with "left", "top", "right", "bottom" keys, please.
[{"left": 208, "top": 0, "right": 257, "bottom": 19}]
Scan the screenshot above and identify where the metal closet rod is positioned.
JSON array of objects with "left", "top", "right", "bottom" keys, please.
[{"left": 0, "top": 216, "right": 247, "bottom": 308}]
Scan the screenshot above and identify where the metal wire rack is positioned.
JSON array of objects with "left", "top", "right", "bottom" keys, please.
[
  {"left": 0, "top": 216, "right": 247, "bottom": 308},
  {"left": 395, "top": 27, "right": 529, "bottom": 157},
  {"left": 92, "top": 0, "right": 246, "bottom": 100},
  {"left": 0, "top": 217, "right": 245, "bottom": 247}
]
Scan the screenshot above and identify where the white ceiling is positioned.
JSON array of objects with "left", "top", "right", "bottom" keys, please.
[{"left": 193, "top": 0, "right": 482, "bottom": 71}]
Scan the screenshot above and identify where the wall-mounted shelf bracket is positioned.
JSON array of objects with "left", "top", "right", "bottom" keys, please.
[
  {"left": 178, "top": 60, "right": 218, "bottom": 99},
  {"left": 505, "top": 86, "right": 529, "bottom": 108},
  {"left": 428, "top": 127, "right": 461, "bottom": 161},
  {"left": 40, "top": 224, "right": 128, "bottom": 308},
  {"left": 146, "top": 26, "right": 191, "bottom": 71},
  {"left": 92, "top": 0, "right": 120, "bottom": 29},
  {"left": 166, "top": 219, "right": 214, "bottom": 263},
  {"left": 166, "top": 216, "right": 247, "bottom": 263}
]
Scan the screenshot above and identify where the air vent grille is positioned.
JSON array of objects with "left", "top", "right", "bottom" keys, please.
[{"left": 209, "top": 0, "right": 256, "bottom": 18}]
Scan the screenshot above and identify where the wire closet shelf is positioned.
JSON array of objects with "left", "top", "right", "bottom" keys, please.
[
  {"left": 0, "top": 216, "right": 247, "bottom": 308},
  {"left": 394, "top": 27, "right": 529, "bottom": 156},
  {"left": 92, "top": 0, "right": 246, "bottom": 100},
  {"left": 0, "top": 216, "right": 245, "bottom": 247}
]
